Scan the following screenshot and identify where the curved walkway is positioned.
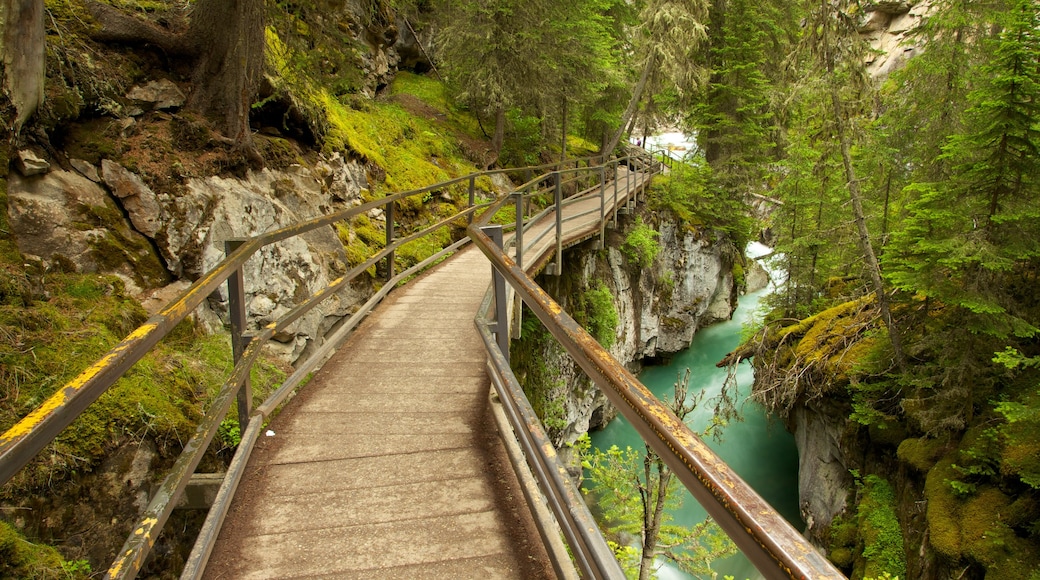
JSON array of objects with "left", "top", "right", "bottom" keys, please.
[
  {"left": 204, "top": 167, "right": 654, "bottom": 579},
  {"left": 204, "top": 247, "right": 554, "bottom": 579}
]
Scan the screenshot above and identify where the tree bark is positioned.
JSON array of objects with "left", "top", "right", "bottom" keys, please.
[
  {"left": 186, "top": 0, "right": 265, "bottom": 162},
  {"left": 604, "top": 53, "right": 656, "bottom": 157},
  {"left": 2, "top": 0, "right": 46, "bottom": 133},
  {"left": 492, "top": 105, "right": 506, "bottom": 158},
  {"left": 88, "top": 0, "right": 264, "bottom": 164}
]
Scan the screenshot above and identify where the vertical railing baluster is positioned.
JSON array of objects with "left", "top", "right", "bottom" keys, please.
[
  {"left": 599, "top": 166, "right": 606, "bottom": 249},
  {"left": 514, "top": 190, "right": 525, "bottom": 271},
  {"left": 482, "top": 225, "right": 510, "bottom": 362},
  {"left": 468, "top": 175, "right": 476, "bottom": 225},
  {"left": 385, "top": 200, "right": 395, "bottom": 281},
  {"left": 224, "top": 240, "right": 252, "bottom": 431},
  {"left": 612, "top": 161, "right": 619, "bottom": 226},
  {"left": 553, "top": 171, "right": 563, "bottom": 276}
]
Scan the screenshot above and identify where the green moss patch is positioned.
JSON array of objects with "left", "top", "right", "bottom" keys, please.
[
  {"left": 0, "top": 271, "right": 286, "bottom": 495},
  {"left": 857, "top": 475, "right": 907, "bottom": 579},
  {"left": 0, "top": 520, "right": 89, "bottom": 580},
  {"left": 926, "top": 455, "right": 1040, "bottom": 577}
]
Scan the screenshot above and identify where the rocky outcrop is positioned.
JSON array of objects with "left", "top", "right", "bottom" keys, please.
[
  {"left": 791, "top": 402, "right": 855, "bottom": 545},
  {"left": 531, "top": 213, "right": 738, "bottom": 456},
  {"left": 6, "top": 168, "right": 170, "bottom": 293},
  {"left": 6, "top": 152, "right": 374, "bottom": 364},
  {"left": 860, "top": 0, "right": 934, "bottom": 77}
]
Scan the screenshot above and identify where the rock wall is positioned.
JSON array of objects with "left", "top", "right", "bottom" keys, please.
[
  {"left": 526, "top": 211, "right": 739, "bottom": 461},
  {"left": 860, "top": 1, "right": 934, "bottom": 78},
  {"left": 6, "top": 153, "right": 373, "bottom": 364}
]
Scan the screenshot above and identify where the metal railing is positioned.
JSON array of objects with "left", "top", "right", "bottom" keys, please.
[
  {"left": 0, "top": 154, "right": 608, "bottom": 579},
  {"left": 0, "top": 146, "right": 844, "bottom": 580},
  {"left": 468, "top": 150, "right": 846, "bottom": 579}
]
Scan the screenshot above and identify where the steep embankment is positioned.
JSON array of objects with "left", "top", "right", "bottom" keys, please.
[
  {"left": 0, "top": 1, "right": 507, "bottom": 576},
  {"left": 511, "top": 185, "right": 750, "bottom": 473}
]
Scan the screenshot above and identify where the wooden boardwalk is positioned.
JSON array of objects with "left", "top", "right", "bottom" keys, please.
[
  {"left": 204, "top": 167, "right": 653, "bottom": 579},
  {"left": 204, "top": 247, "right": 554, "bottom": 579}
]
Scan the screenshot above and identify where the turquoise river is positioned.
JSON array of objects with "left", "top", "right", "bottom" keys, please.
[{"left": 588, "top": 245, "right": 803, "bottom": 580}]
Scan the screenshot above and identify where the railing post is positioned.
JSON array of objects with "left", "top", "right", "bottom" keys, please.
[
  {"left": 627, "top": 157, "right": 632, "bottom": 201},
  {"left": 598, "top": 166, "right": 606, "bottom": 249},
  {"left": 385, "top": 201, "right": 395, "bottom": 281},
  {"left": 482, "top": 225, "right": 511, "bottom": 362},
  {"left": 612, "top": 161, "right": 620, "bottom": 226},
  {"left": 224, "top": 240, "right": 252, "bottom": 431},
  {"left": 513, "top": 190, "right": 525, "bottom": 271},
  {"left": 468, "top": 175, "right": 476, "bottom": 225},
  {"left": 553, "top": 171, "right": 563, "bottom": 276}
]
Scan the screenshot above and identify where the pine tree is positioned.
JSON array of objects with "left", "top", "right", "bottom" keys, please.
[
  {"left": 691, "top": 0, "right": 777, "bottom": 189},
  {"left": 886, "top": 0, "right": 1040, "bottom": 340}
]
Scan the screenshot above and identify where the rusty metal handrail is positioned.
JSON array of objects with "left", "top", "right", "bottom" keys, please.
[
  {"left": 0, "top": 154, "right": 606, "bottom": 578},
  {"left": 468, "top": 151, "right": 845, "bottom": 579}
]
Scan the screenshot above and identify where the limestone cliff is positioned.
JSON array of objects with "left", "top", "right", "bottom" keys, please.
[{"left": 512, "top": 209, "right": 740, "bottom": 461}]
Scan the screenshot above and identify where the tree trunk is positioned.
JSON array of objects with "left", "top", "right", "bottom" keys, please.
[
  {"left": 88, "top": 0, "right": 264, "bottom": 164},
  {"left": 604, "top": 53, "right": 656, "bottom": 157},
  {"left": 2, "top": 0, "right": 46, "bottom": 133},
  {"left": 639, "top": 463, "right": 670, "bottom": 580},
  {"left": 492, "top": 105, "right": 506, "bottom": 158},
  {"left": 559, "top": 98, "right": 568, "bottom": 165},
  {"left": 187, "top": 0, "right": 265, "bottom": 164},
  {"left": 828, "top": 79, "right": 907, "bottom": 370}
]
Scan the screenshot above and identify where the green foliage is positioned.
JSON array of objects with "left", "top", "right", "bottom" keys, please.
[
  {"left": 582, "top": 371, "right": 737, "bottom": 579},
  {"left": 885, "top": 0, "right": 1040, "bottom": 341},
  {"left": 689, "top": 0, "right": 778, "bottom": 187},
  {"left": 433, "top": 0, "right": 630, "bottom": 158},
  {"left": 621, "top": 217, "right": 660, "bottom": 268},
  {"left": 857, "top": 475, "right": 907, "bottom": 579},
  {"left": 573, "top": 282, "right": 619, "bottom": 348},
  {"left": 0, "top": 520, "right": 88, "bottom": 580},
  {"left": 649, "top": 161, "right": 754, "bottom": 249},
  {"left": 583, "top": 440, "right": 738, "bottom": 579}
]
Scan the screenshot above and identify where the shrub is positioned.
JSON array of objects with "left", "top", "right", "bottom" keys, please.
[{"left": 622, "top": 217, "right": 660, "bottom": 268}]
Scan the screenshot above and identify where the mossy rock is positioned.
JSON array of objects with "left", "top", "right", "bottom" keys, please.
[
  {"left": 0, "top": 520, "right": 85, "bottom": 580},
  {"left": 869, "top": 421, "right": 909, "bottom": 447},
  {"left": 925, "top": 456, "right": 1040, "bottom": 576},
  {"left": 926, "top": 456, "right": 964, "bottom": 558},
  {"left": 897, "top": 437, "right": 946, "bottom": 472}
]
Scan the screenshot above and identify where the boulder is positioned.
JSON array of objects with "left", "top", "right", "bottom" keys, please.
[
  {"left": 6, "top": 169, "right": 169, "bottom": 292},
  {"left": 101, "top": 160, "right": 164, "bottom": 237},
  {"left": 126, "top": 79, "right": 186, "bottom": 111},
  {"left": 70, "top": 158, "right": 101, "bottom": 182},
  {"left": 14, "top": 149, "right": 49, "bottom": 176}
]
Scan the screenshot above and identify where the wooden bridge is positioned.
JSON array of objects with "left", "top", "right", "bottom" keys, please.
[
  {"left": 1, "top": 151, "right": 845, "bottom": 580},
  {"left": 202, "top": 166, "right": 650, "bottom": 578}
]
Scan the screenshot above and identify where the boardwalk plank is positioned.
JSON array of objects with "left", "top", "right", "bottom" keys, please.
[{"left": 205, "top": 171, "right": 653, "bottom": 579}]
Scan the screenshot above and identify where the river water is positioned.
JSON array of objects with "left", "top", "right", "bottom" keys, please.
[{"left": 588, "top": 243, "right": 802, "bottom": 580}]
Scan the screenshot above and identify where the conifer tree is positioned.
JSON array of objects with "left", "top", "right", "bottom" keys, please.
[
  {"left": 886, "top": 0, "right": 1040, "bottom": 341},
  {"left": 602, "top": 0, "right": 709, "bottom": 155},
  {"left": 691, "top": 0, "right": 777, "bottom": 189}
]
